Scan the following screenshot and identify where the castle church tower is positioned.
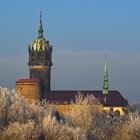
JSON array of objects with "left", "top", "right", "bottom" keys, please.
[{"left": 28, "top": 12, "right": 52, "bottom": 92}]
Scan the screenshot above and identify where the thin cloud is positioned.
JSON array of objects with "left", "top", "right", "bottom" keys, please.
[{"left": 0, "top": 49, "right": 140, "bottom": 102}]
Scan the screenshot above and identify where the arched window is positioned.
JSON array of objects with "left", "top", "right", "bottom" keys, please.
[{"left": 114, "top": 110, "right": 120, "bottom": 117}]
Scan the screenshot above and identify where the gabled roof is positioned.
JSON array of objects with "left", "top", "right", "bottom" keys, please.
[{"left": 43, "top": 90, "right": 128, "bottom": 107}]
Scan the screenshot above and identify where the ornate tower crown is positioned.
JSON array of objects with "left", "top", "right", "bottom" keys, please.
[
  {"left": 103, "top": 55, "right": 109, "bottom": 94},
  {"left": 30, "top": 12, "right": 52, "bottom": 52}
]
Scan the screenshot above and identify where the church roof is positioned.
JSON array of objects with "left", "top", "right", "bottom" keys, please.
[
  {"left": 43, "top": 90, "right": 128, "bottom": 107},
  {"left": 16, "top": 79, "right": 40, "bottom": 83}
]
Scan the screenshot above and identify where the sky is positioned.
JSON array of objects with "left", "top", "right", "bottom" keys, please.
[{"left": 0, "top": 0, "right": 140, "bottom": 102}]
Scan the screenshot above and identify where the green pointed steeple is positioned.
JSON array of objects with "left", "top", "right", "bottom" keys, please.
[
  {"left": 103, "top": 55, "right": 109, "bottom": 94},
  {"left": 38, "top": 11, "right": 43, "bottom": 38}
]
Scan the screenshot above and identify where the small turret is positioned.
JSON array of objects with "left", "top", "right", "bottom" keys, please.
[{"left": 103, "top": 55, "right": 109, "bottom": 94}]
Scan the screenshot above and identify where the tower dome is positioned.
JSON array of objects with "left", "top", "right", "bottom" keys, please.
[
  {"left": 32, "top": 37, "right": 50, "bottom": 51},
  {"left": 31, "top": 12, "right": 51, "bottom": 52}
]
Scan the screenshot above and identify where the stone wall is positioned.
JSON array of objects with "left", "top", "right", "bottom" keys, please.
[{"left": 15, "top": 79, "right": 41, "bottom": 103}]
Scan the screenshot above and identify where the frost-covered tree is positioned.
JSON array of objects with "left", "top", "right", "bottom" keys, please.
[
  {"left": 1, "top": 121, "right": 41, "bottom": 140},
  {"left": 0, "top": 87, "right": 140, "bottom": 140},
  {"left": 112, "top": 113, "right": 140, "bottom": 140},
  {"left": 128, "top": 103, "right": 140, "bottom": 113},
  {"left": 0, "top": 87, "right": 48, "bottom": 139},
  {"left": 0, "top": 87, "right": 30, "bottom": 128}
]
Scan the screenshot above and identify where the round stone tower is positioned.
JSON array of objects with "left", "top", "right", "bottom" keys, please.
[{"left": 16, "top": 79, "right": 40, "bottom": 102}]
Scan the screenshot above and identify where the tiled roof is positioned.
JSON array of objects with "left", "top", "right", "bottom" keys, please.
[
  {"left": 43, "top": 90, "right": 128, "bottom": 107},
  {"left": 16, "top": 79, "right": 39, "bottom": 83}
]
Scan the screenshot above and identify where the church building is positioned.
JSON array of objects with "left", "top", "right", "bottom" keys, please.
[{"left": 15, "top": 13, "right": 128, "bottom": 116}]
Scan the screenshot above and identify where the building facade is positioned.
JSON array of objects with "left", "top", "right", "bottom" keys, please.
[{"left": 15, "top": 13, "right": 128, "bottom": 116}]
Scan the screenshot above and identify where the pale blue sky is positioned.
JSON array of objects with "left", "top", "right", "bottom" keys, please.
[{"left": 0, "top": 0, "right": 140, "bottom": 102}]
